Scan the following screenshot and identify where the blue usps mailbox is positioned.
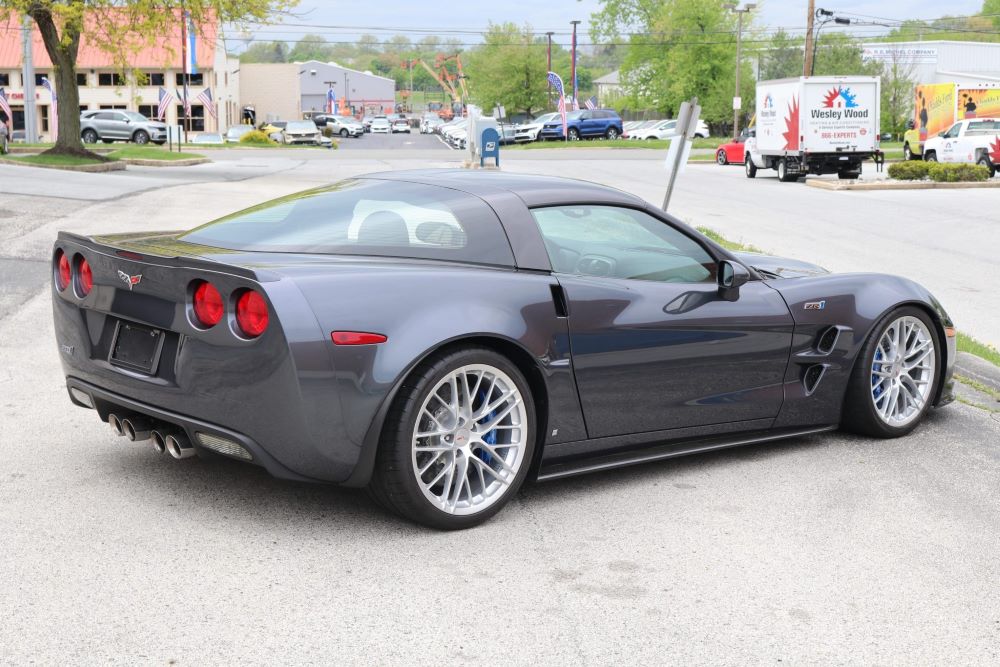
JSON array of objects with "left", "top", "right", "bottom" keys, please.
[{"left": 480, "top": 127, "right": 500, "bottom": 168}]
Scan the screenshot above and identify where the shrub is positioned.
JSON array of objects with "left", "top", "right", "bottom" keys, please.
[
  {"left": 239, "top": 130, "right": 277, "bottom": 146},
  {"left": 927, "top": 162, "right": 990, "bottom": 182},
  {"left": 887, "top": 161, "right": 930, "bottom": 180}
]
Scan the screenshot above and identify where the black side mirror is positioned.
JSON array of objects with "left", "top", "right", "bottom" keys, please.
[{"left": 718, "top": 260, "right": 750, "bottom": 299}]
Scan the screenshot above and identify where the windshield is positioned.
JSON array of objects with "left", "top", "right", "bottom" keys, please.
[
  {"left": 286, "top": 121, "right": 316, "bottom": 131},
  {"left": 179, "top": 179, "right": 515, "bottom": 266}
]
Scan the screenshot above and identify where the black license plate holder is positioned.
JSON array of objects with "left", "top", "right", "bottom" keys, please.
[{"left": 109, "top": 320, "right": 165, "bottom": 374}]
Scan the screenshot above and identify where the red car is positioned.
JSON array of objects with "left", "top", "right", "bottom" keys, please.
[{"left": 716, "top": 129, "right": 754, "bottom": 165}]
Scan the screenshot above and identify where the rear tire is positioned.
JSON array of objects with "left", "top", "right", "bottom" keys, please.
[
  {"left": 82, "top": 129, "right": 98, "bottom": 144},
  {"left": 976, "top": 155, "right": 996, "bottom": 177},
  {"left": 841, "top": 307, "right": 941, "bottom": 438},
  {"left": 777, "top": 158, "right": 797, "bottom": 182},
  {"left": 838, "top": 170, "right": 861, "bottom": 180},
  {"left": 745, "top": 155, "right": 757, "bottom": 178},
  {"left": 369, "top": 346, "right": 536, "bottom": 530},
  {"left": 716, "top": 149, "right": 728, "bottom": 165},
  {"left": 605, "top": 127, "right": 619, "bottom": 140},
  {"left": 924, "top": 151, "right": 937, "bottom": 162},
  {"left": 903, "top": 143, "right": 919, "bottom": 161}
]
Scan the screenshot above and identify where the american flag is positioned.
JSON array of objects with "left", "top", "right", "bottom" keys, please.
[
  {"left": 157, "top": 87, "right": 175, "bottom": 121},
  {"left": 584, "top": 95, "right": 597, "bottom": 110},
  {"left": 176, "top": 88, "right": 191, "bottom": 119},
  {"left": 0, "top": 88, "right": 13, "bottom": 130},
  {"left": 41, "top": 77, "right": 57, "bottom": 141},
  {"left": 547, "top": 71, "right": 568, "bottom": 138},
  {"left": 572, "top": 96, "right": 580, "bottom": 112},
  {"left": 326, "top": 87, "right": 337, "bottom": 114},
  {"left": 196, "top": 87, "right": 217, "bottom": 119}
]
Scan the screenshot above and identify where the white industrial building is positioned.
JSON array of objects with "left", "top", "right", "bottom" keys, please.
[
  {"left": 861, "top": 41, "right": 1000, "bottom": 85},
  {"left": 240, "top": 60, "right": 396, "bottom": 123}
]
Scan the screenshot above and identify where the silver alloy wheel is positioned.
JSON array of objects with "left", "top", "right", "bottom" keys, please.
[
  {"left": 411, "top": 364, "right": 528, "bottom": 516},
  {"left": 870, "top": 316, "right": 936, "bottom": 428}
]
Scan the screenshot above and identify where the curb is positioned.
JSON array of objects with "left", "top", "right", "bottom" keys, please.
[
  {"left": 0, "top": 157, "right": 125, "bottom": 172},
  {"left": 954, "top": 351, "right": 1000, "bottom": 393},
  {"left": 807, "top": 178, "right": 1000, "bottom": 191},
  {"left": 120, "top": 157, "right": 211, "bottom": 167}
]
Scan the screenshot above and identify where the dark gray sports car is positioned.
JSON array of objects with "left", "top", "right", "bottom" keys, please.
[{"left": 53, "top": 170, "right": 956, "bottom": 529}]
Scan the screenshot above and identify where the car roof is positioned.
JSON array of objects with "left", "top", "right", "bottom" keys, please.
[{"left": 359, "top": 170, "right": 645, "bottom": 208}]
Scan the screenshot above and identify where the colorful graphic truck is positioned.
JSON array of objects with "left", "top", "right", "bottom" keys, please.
[{"left": 902, "top": 82, "right": 1000, "bottom": 160}]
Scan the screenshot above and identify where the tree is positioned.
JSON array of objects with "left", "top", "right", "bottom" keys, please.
[
  {"left": 0, "top": 0, "right": 296, "bottom": 157},
  {"left": 463, "top": 23, "right": 548, "bottom": 118},
  {"left": 759, "top": 28, "right": 802, "bottom": 81},
  {"left": 591, "top": 0, "right": 754, "bottom": 128},
  {"left": 240, "top": 40, "right": 289, "bottom": 63},
  {"left": 287, "top": 34, "right": 333, "bottom": 63}
]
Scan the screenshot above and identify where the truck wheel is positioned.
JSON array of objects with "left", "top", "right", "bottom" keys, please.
[
  {"left": 838, "top": 170, "right": 861, "bottom": 180},
  {"left": 903, "top": 143, "right": 919, "bottom": 161},
  {"left": 976, "top": 155, "right": 996, "bottom": 177},
  {"left": 745, "top": 156, "right": 757, "bottom": 178},
  {"left": 777, "top": 159, "right": 795, "bottom": 182},
  {"left": 924, "top": 151, "right": 937, "bottom": 162}
]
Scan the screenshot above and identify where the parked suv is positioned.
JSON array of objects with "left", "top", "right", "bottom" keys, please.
[
  {"left": 539, "top": 109, "right": 623, "bottom": 141},
  {"left": 80, "top": 110, "right": 167, "bottom": 145},
  {"left": 314, "top": 114, "right": 364, "bottom": 137}
]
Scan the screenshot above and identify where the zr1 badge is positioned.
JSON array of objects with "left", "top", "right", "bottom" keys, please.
[{"left": 804, "top": 300, "right": 826, "bottom": 310}]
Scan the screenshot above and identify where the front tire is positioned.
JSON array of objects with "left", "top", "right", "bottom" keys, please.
[
  {"left": 716, "top": 149, "right": 728, "bottom": 165},
  {"left": 903, "top": 143, "right": 918, "bottom": 161},
  {"left": 369, "top": 346, "right": 536, "bottom": 530},
  {"left": 745, "top": 155, "right": 757, "bottom": 178},
  {"left": 340, "top": 128, "right": 348, "bottom": 137},
  {"left": 132, "top": 130, "right": 149, "bottom": 145},
  {"left": 605, "top": 126, "right": 619, "bottom": 140},
  {"left": 568, "top": 128, "right": 579, "bottom": 141},
  {"left": 842, "top": 307, "right": 941, "bottom": 438}
]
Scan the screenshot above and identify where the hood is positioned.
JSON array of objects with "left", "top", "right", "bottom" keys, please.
[{"left": 732, "top": 251, "right": 829, "bottom": 279}]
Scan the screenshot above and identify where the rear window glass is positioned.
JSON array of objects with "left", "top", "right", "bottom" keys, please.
[{"left": 178, "top": 179, "right": 515, "bottom": 266}]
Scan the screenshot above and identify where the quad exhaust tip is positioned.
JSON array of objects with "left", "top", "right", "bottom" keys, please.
[
  {"left": 108, "top": 413, "right": 125, "bottom": 437},
  {"left": 165, "top": 433, "right": 196, "bottom": 460},
  {"left": 151, "top": 429, "right": 169, "bottom": 455},
  {"left": 122, "top": 416, "right": 152, "bottom": 442}
]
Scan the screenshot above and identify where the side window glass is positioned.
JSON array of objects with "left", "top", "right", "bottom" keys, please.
[
  {"left": 531, "top": 206, "right": 716, "bottom": 284},
  {"left": 944, "top": 123, "right": 961, "bottom": 138}
]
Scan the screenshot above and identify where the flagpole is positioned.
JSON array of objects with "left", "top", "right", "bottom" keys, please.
[
  {"left": 570, "top": 20, "right": 580, "bottom": 110},
  {"left": 181, "top": 12, "right": 189, "bottom": 145}
]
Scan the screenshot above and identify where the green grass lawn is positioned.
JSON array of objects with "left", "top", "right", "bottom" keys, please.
[
  {"left": 957, "top": 332, "right": 1000, "bottom": 367},
  {"left": 695, "top": 227, "right": 766, "bottom": 254},
  {"left": 8, "top": 153, "right": 113, "bottom": 166},
  {"left": 109, "top": 146, "right": 205, "bottom": 160}
]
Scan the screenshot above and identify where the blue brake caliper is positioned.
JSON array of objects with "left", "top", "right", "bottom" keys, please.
[
  {"left": 476, "top": 388, "right": 496, "bottom": 465},
  {"left": 872, "top": 348, "right": 884, "bottom": 398}
]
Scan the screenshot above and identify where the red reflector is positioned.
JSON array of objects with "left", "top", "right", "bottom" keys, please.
[
  {"left": 55, "top": 250, "right": 71, "bottom": 291},
  {"left": 235, "top": 290, "right": 269, "bottom": 338},
  {"left": 331, "top": 331, "right": 387, "bottom": 346},
  {"left": 115, "top": 250, "right": 144, "bottom": 261},
  {"left": 192, "top": 281, "right": 224, "bottom": 328},
  {"left": 78, "top": 257, "right": 93, "bottom": 296}
]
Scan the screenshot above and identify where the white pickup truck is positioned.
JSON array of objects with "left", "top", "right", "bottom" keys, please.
[{"left": 922, "top": 117, "right": 1000, "bottom": 176}]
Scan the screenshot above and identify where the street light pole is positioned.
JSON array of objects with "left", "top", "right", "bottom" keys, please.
[
  {"left": 343, "top": 71, "right": 350, "bottom": 114},
  {"left": 570, "top": 20, "right": 580, "bottom": 108},
  {"left": 726, "top": 3, "right": 755, "bottom": 138},
  {"left": 546, "top": 31, "right": 554, "bottom": 108}
]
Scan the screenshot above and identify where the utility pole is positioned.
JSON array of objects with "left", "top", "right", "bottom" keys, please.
[
  {"left": 727, "top": 3, "right": 755, "bottom": 138},
  {"left": 570, "top": 20, "right": 580, "bottom": 108},
  {"left": 344, "top": 71, "right": 350, "bottom": 114},
  {"left": 21, "top": 16, "right": 38, "bottom": 143},
  {"left": 546, "top": 31, "right": 554, "bottom": 109},
  {"left": 803, "top": 0, "right": 816, "bottom": 77}
]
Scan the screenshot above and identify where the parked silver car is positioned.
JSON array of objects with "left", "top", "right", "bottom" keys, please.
[
  {"left": 282, "top": 120, "right": 322, "bottom": 145},
  {"left": 80, "top": 110, "right": 167, "bottom": 145},
  {"left": 322, "top": 115, "right": 364, "bottom": 138}
]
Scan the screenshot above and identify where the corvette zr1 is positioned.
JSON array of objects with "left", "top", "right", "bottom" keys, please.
[{"left": 52, "top": 170, "right": 956, "bottom": 529}]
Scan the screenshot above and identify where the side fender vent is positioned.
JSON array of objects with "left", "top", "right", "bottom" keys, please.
[
  {"left": 816, "top": 326, "right": 841, "bottom": 355},
  {"left": 803, "top": 364, "right": 828, "bottom": 395}
]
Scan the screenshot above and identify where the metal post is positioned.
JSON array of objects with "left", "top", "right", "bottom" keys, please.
[
  {"left": 570, "top": 20, "right": 580, "bottom": 108},
  {"left": 546, "top": 32, "right": 553, "bottom": 108},
  {"left": 21, "top": 16, "right": 38, "bottom": 143},
  {"left": 662, "top": 97, "right": 700, "bottom": 212},
  {"left": 181, "top": 15, "right": 189, "bottom": 146},
  {"left": 803, "top": 0, "right": 816, "bottom": 76},
  {"left": 344, "top": 72, "right": 350, "bottom": 114}
]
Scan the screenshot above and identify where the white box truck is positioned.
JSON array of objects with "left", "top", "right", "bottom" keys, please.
[{"left": 745, "top": 76, "right": 881, "bottom": 182}]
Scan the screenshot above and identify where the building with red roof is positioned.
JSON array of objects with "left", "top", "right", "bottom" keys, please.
[{"left": 0, "top": 14, "right": 239, "bottom": 138}]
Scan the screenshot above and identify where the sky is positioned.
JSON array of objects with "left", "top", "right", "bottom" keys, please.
[{"left": 237, "top": 0, "right": 988, "bottom": 49}]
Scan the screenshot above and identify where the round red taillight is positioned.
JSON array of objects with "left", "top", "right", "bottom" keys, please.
[
  {"left": 235, "top": 290, "right": 268, "bottom": 338},
  {"left": 55, "top": 250, "right": 71, "bottom": 291},
  {"left": 192, "top": 281, "right": 224, "bottom": 328},
  {"left": 78, "top": 256, "right": 93, "bottom": 296}
]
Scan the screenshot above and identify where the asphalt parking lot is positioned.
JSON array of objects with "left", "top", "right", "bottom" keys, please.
[{"left": 1, "top": 149, "right": 998, "bottom": 664}]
